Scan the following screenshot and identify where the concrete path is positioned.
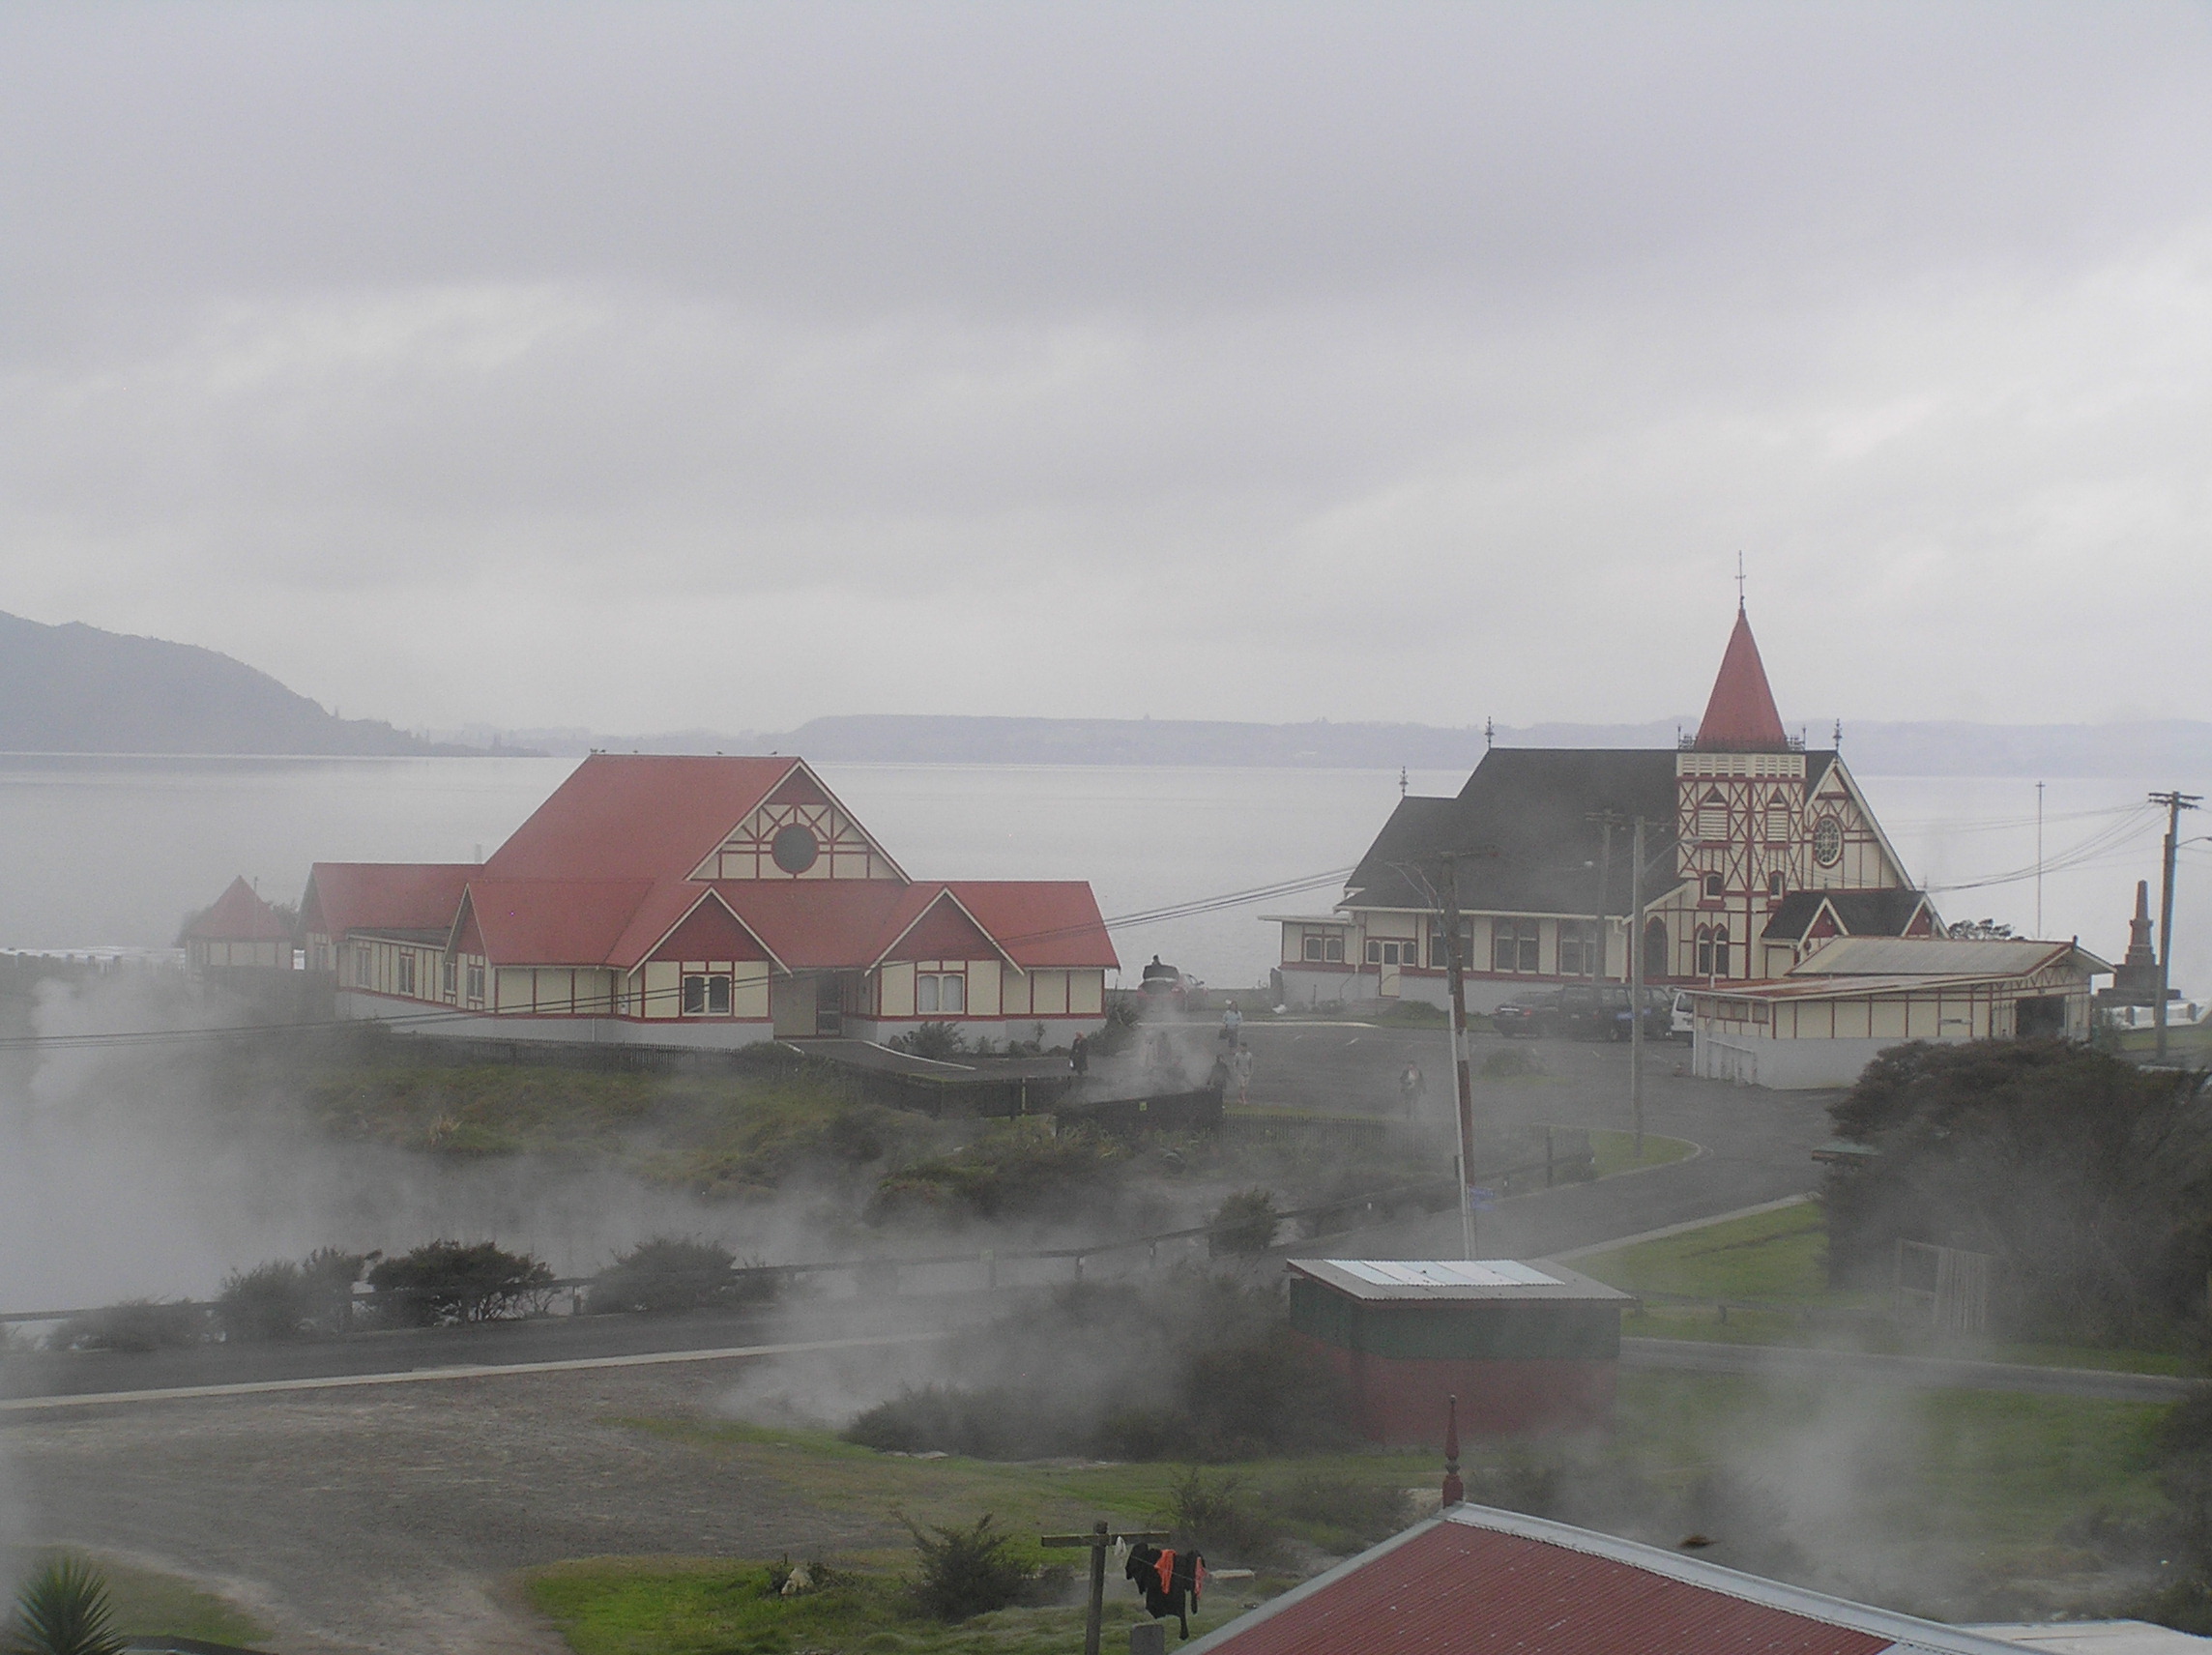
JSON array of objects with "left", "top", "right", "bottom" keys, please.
[{"left": 1621, "top": 1336, "right": 2201, "bottom": 1403}]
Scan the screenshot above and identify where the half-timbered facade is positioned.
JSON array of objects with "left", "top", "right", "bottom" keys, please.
[
  {"left": 303, "top": 755, "right": 1116, "bottom": 1049},
  {"left": 1269, "top": 607, "right": 1938, "bottom": 1012}
]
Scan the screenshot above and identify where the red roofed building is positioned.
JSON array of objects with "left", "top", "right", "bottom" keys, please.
[
  {"left": 1183, "top": 1503, "right": 2055, "bottom": 1655},
  {"left": 302, "top": 755, "right": 1118, "bottom": 1048},
  {"left": 183, "top": 876, "right": 296, "bottom": 972}
]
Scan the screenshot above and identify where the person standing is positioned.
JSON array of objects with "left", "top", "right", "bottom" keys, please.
[
  {"left": 1232, "top": 1042, "right": 1254, "bottom": 1106},
  {"left": 1070, "top": 1032, "right": 1089, "bottom": 1076},
  {"left": 1220, "top": 1002, "right": 1242, "bottom": 1045},
  {"left": 1399, "top": 1061, "right": 1424, "bottom": 1118}
]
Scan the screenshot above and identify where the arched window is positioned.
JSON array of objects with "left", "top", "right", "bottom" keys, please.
[
  {"left": 1695, "top": 925, "right": 1731, "bottom": 977},
  {"left": 1704, "top": 873, "right": 1725, "bottom": 899},
  {"left": 1643, "top": 916, "right": 1669, "bottom": 977},
  {"left": 1698, "top": 788, "right": 1729, "bottom": 841}
]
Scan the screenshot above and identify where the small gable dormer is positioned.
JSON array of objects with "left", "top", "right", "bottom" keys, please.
[{"left": 691, "top": 766, "right": 907, "bottom": 884}]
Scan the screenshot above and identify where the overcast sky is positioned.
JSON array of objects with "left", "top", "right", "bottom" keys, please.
[{"left": 4, "top": 2, "right": 2211, "bottom": 734}]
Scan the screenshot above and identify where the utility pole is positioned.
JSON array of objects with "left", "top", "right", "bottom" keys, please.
[
  {"left": 1586, "top": 812, "right": 1623, "bottom": 986},
  {"left": 2035, "top": 781, "right": 2045, "bottom": 938},
  {"left": 1630, "top": 816, "right": 1646, "bottom": 1157},
  {"left": 1441, "top": 854, "right": 1476, "bottom": 1259},
  {"left": 2150, "top": 790, "right": 2201, "bottom": 1063}
]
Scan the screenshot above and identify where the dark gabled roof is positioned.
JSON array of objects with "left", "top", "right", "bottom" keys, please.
[
  {"left": 1345, "top": 750, "right": 1680, "bottom": 915},
  {"left": 1761, "top": 888, "right": 1929, "bottom": 942}
]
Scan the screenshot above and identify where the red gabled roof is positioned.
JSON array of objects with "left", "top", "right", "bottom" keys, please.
[
  {"left": 186, "top": 877, "right": 292, "bottom": 943},
  {"left": 1189, "top": 1506, "right": 2015, "bottom": 1655},
  {"left": 1694, "top": 607, "right": 1790, "bottom": 753},
  {"left": 304, "top": 863, "right": 476, "bottom": 939},
  {"left": 461, "top": 879, "right": 655, "bottom": 966},
  {"left": 948, "top": 882, "right": 1119, "bottom": 970},
  {"left": 714, "top": 881, "right": 917, "bottom": 971},
  {"left": 483, "top": 754, "right": 804, "bottom": 882}
]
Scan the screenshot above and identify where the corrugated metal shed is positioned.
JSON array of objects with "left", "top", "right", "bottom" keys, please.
[
  {"left": 1183, "top": 1504, "right": 2048, "bottom": 1655},
  {"left": 1288, "top": 1259, "right": 1631, "bottom": 1304}
]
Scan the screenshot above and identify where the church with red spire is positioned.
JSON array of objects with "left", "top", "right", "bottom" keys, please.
[{"left": 1267, "top": 604, "right": 1936, "bottom": 1010}]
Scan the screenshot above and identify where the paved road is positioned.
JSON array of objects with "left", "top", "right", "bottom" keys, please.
[{"left": 1243, "top": 1021, "right": 1838, "bottom": 1260}]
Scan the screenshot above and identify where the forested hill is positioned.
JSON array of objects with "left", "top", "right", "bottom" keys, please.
[{"left": 0, "top": 611, "right": 499, "bottom": 756}]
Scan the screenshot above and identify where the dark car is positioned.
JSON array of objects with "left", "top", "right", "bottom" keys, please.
[
  {"left": 1493, "top": 985, "right": 1666, "bottom": 1040},
  {"left": 1491, "top": 990, "right": 1563, "bottom": 1037}
]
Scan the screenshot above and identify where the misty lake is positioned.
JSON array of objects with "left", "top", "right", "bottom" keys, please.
[{"left": 0, "top": 754, "right": 2199, "bottom": 990}]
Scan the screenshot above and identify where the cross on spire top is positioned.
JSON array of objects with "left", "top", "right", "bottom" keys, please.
[{"left": 1736, "top": 551, "right": 1746, "bottom": 611}]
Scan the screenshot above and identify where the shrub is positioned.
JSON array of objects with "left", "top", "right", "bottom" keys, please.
[
  {"left": 6, "top": 1555, "right": 125, "bottom": 1655},
  {"left": 587, "top": 1236, "right": 757, "bottom": 1315},
  {"left": 1160, "top": 1468, "right": 1278, "bottom": 1560},
  {"left": 216, "top": 1248, "right": 365, "bottom": 1343},
  {"left": 867, "top": 1129, "right": 1125, "bottom": 1226},
  {"left": 903, "top": 1514, "right": 1029, "bottom": 1621},
  {"left": 365, "top": 1240, "right": 553, "bottom": 1325},
  {"left": 1207, "top": 1188, "right": 1280, "bottom": 1256},
  {"left": 891, "top": 1022, "right": 966, "bottom": 1060},
  {"left": 1481, "top": 1046, "right": 1539, "bottom": 1079},
  {"left": 47, "top": 1300, "right": 210, "bottom": 1354}
]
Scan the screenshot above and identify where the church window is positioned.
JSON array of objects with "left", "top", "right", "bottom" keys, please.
[
  {"left": 1813, "top": 815, "right": 1844, "bottom": 867},
  {"left": 1427, "top": 919, "right": 1472, "bottom": 970},
  {"left": 1367, "top": 940, "right": 1410, "bottom": 966},
  {"left": 442, "top": 956, "right": 457, "bottom": 998},
  {"left": 917, "top": 972, "right": 967, "bottom": 1015},
  {"left": 683, "top": 973, "right": 732, "bottom": 1015},
  {"left": 1697, "top": 925, "right": 1732, "bottom": 977},
  {"left": 1768, "top": 872, "right": 1786, "bottom": 898},
  {"left": 1704, "top": 873, "right": 1725, "bottom": 899},
  {"left": 1493, "top": 919, "right": 1540, "bottom": 973},
  {"left": 1764, "top": 802, "right": 1790, "bottom": 842},
  {"left": 1301, "top": 930, "right": 1345, "bottom": 963},
  {"left": 1558, "top": 920, "right": 1597, "bottom": 976},
  {"left": 1698, "top": 789, "right": 1728, "bottom": 841},
  {"left": 397, "top": 952, "right": 417, "bottom": 996},
  {"left": 466, "top": 963, "right": 485, "bottom": 1002},
  {"left": 1643, "top": 917, "right": 1669, "bottom": 975}
]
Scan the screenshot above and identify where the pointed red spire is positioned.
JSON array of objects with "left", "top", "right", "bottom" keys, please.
[{"left": 1694, "top": 606, "right": 1790, "bottom": 752}]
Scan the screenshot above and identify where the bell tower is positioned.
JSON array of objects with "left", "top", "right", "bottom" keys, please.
[{"left": 1674, "top": 603, "right": 1804, "bottom": 980}]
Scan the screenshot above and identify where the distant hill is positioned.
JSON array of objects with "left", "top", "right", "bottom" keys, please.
[
  {"left": 475, "top": 711, "right": 2212, "bottom": 779},
  {"left": 0, "top": 611, "right": 509, "bottom": 756}
]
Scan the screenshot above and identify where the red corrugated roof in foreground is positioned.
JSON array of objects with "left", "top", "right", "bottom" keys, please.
[
  {"left": 186, "top": 877, "right": 292, "bottom": 942},
  {"left": 1695, "top": 607, "right": 1790, "bottom": 752},
  {"left": 304, "top": 863, "right": 476, "bottom": 939},
  {"left": 1185, "top": 1508, "right": 2024, "bottom": 1655},
  {"left": 483, "top": 754, "right": 800, "bottom": 881}
]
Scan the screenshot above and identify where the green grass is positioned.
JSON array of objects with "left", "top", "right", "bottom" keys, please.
[
  {"left": 13, "top": 1553, "right": 273, "bottom": 1648},
  {"left": 525, "top": 1368, "right": 2176, "bottom": 1652},
  {"left": 525, "top": 1554, "right": 1300, "bottom": 1655},
  {"left": 1586, "top": 1129, "right": 1698, "bottom": 1179},
  {"left": 1579, "top": 1200, "right": 1831, "bottom": 1302}
]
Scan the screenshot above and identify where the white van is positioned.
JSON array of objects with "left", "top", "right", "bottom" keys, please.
[{"left": 1671, "top": 991, "right": 1696, "bottom": 1041}]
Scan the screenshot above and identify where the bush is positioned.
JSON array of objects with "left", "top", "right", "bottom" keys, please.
[
  {"left": 1159, "top": 1468, "right": 1278, "bottom": 1560},
  {"left": 365, "top": 1239, "right": 554, "bottom": 1325},
  {"left": 216, "top": 1248, "right": 365, "bottom": 1343},
  {"left": 47, "top": 1300, "right": 209, "bottom": 1354},
  {"left": 1481, "top": 1046, "right": 1539, "bottom": 1079},
  {"left": 6, "top": 1555, "right": 125, "bottom": 1655},
  {"left": 587, "top": 1236, "right": 765, "bottom": 1315},
  {"left": 891, "top": 1022, "right": 967, "bottom": 1060},
  {"left": 867, "top": 1129, "right": 1126, "bottom": 1226},
  {"left": 1207, "top": 1188, "right": 1280, "bottom": 1256},
  {"left": 903, "top": 1514, "right": 1029, "bottom": 1621}
]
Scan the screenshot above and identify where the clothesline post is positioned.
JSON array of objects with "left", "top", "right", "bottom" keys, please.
[{"left": 1041, "top": 1519, "right": 1171, "bottom": 1655}]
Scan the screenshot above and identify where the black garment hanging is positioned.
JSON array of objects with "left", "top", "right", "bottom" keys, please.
[{"left": 1123, "top": 1543, "right": 1206, "bottom": 1639}]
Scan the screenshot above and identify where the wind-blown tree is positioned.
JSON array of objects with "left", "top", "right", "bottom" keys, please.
[{"left": 1823, "top": 1039, "right": 2212, "bottom": 1343}]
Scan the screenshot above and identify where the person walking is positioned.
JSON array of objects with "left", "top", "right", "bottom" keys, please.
[
  {"left": 1399, "top": 1061, "right": 1424, "bottom": 1118},
  {"left": 1232, "top": 1042, "right": 1254, "bottom": 1106},
  {"left": 1219, "top": 1002, "right": 1242, "bottom": 1045},
  {"left": 1070, "top": 1032, "right": 1089, "bottom": 1076}
]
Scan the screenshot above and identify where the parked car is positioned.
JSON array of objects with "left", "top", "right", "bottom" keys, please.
[
  {"left": 1495, "top": 985, "right": 1674, "bottom": 1041},
  {"left": 1671, "top": 991, "right": 1696, "bottom": 1041},
  {"left": 1490, "top": 991, "right": 1560, "bottom": 1037}
]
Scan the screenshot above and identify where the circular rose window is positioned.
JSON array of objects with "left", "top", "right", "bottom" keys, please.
[
  {"left": 1812, "top": 815, "right": 1844, "bottom": 868},
  {"left": 771, "top": 824, "right": 820, "bottom": 874}
]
